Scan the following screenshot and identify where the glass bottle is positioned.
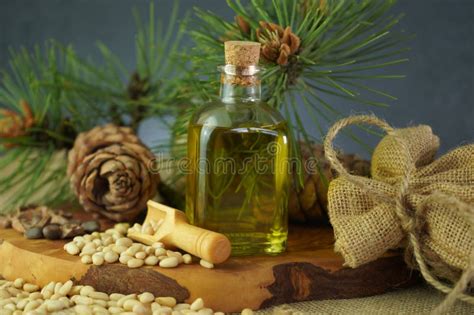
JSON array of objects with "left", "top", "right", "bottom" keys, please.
[{"left": 186, "top": 41, "right": 290, "bottom": 255}]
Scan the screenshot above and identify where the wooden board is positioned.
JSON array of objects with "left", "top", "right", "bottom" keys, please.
[{"left": 0, "top": 225, "right": 419, "bottom": 313}]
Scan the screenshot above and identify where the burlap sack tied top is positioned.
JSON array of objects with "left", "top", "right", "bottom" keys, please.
[{"left": 323, "top": 115, "right": 473, "bottom": 312}]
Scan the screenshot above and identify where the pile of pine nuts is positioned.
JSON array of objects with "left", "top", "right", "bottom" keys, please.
[
  {"left": 63, "top": 222, "right": 214, "bottom": 269},
  {"left": 0, "top": 277, "right": 252, "bottom": 314}
]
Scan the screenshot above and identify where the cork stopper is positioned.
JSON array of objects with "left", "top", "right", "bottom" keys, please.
[{"left": 224, "top": 41, "right": 261, "bottom": 67}]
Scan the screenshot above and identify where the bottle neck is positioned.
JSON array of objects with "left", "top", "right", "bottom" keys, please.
[{"left": 219, "top": 65, "right": 261, "bottom": 103}]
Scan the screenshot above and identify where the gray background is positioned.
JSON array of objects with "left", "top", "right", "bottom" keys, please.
[{"left": 0, "top": 0, "right": 472, "bottom": 156}]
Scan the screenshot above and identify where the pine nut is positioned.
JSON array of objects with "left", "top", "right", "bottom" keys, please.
[
  {"left": 0, "top": 288, "right": 11, "bottom": 299},
  {"left": 104, "top": 251, "right": 119, "bottom": 263},
  {"left": 24, "top": 300, "right": 41, "bottom": 311},
  {"left": 45, "top": 299, "right": 65, "bottom": 312},
  {"left": 160, "top": 256, "right": 179, "bottom": 268},
  {"left": 156, "top": 297, "right": 177, "bottom": 308},
  {"left": 109, "top": 293, "right": 125, "bottom": 301},
  {"left": 119, "top": 254, "right": 133, "bottom": 264},
  {"left": 123, "top": 299, "right": 141, "bottom": 311},
  {"left": 74, "top": 304, "right": 92, "bottom": 314},
  {"left": 74, "top": 295, "right": 94, "bottom": 305},
  {"left": 108, "top": 306, "right": 123, "bottom": 314},
  {"left": 155, "top": 248, "right": 167, "bottom": 257},
  {"left": 138, "top": 292, "right": 154, "bottom": 304},
  {"left": 13, "top": 278, "right": 25, "bottom": 289},
  {"left": 135, "top": 251, "right": 147, "bottom": 259},
  {"left": 113, "top": 244, "right": 128, "bottom": 254},
  {"left": 81, "top": 254, "right": 93, "bottom": 264},
  {"left": 127, "top": 258, "right": 144, "bottom": 268},
  {"left": 134, "top": 303, "right": 148, "bottom": 314},
  {"left": 79, "top": 285, "right": 95, "bottom": 296},
  {"left": 116, "top": 237, "right": 133, "bottom": 247},
  {"left": 23, "top": 283, "right": 39, "bottom": 293},
  {"left": 152, "top": 242, "right": 164, "bottom": 249},
  {"left": 89, "top": 291, "right": 109, "bottom": 301},
  {"left": 145, "top": 256, "right": 159, "bottom": 266},
  {"left": 174, "top": 303, "right": 190, "bottom": 310},
  {"left": 92, "top": 252, "right": 105, "bottom": 265},
  {"left": 65, "top": 242, "right": 80, "bottom": 255},
  {"left": 58, "top": 280, "right": 73, "bottom": 296},
  {"left": 190, "top": 298, "right": 204, "bottom": 311},
  {"left": 183, "top": 254, "right": 192, "bottom": 264},
  {"left": 117, "top": 293, "right": 137, "bottom": 307},
  {"left": 199, "top": 259, "right": 214, "bottom": 269},
  {"left": 28, "top": 292, "right": 42, "bottom": 300},
  {"left": 241, "top": 308, "right": 254, "bottom": 315}
]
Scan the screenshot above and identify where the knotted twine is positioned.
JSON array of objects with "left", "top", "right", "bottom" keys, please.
[{"left": 323, "top": 115, "right": 474, "bottom": 313}]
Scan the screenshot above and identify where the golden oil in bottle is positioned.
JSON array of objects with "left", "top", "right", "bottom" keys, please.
[{"left": 186, "top": 41, "right": 290, "bottom": 255}]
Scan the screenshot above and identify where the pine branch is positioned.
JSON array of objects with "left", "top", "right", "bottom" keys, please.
[{"left": 169, "top": 0, "right": 410, "bottom": 165}]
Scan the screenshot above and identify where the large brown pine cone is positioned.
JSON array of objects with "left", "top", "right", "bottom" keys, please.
[
  {"left": 289, "top": 143, "right": 370, "bottom": 224},
  {"left": 67, "top": 124, "right": 159, "bottom": 222}
]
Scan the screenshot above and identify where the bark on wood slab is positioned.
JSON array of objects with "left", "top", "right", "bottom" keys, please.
[{"left": 0, "top": 225, "right": 419, "bottom": 313}]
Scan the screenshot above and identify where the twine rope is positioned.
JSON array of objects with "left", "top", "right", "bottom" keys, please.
[{"left": 323, "top": 115, "right": 474, "bottom": 313}]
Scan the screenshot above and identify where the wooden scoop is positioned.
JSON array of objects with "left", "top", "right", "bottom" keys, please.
[{"left": 128, "top": 200, "right": 231, "bottom": 264}]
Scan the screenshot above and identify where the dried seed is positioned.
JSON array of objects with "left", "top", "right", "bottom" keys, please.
[
  {"left": 74, "top": 295, "right": 94, "bottom": 305},
  {"left": 190, "top": 298, "right": 204, "bottom": 311},
  {"left": 156, "top": 297, "right": 176, "bottom": 308},
  {"left": 159, "top": 257, "right": 179, "bottom": 268},
  {"left": 127, "top": 258, "right": 144, "bottom": 268},
  {"left": 241, "top": 308, "right": 254, "bottom": 315},
  {"left": 13, "top": 278, "right": 25, "bottom": 289},
  {"left": 42, "top": 224, "right": 62, "bottom": 240},
  {"left": 116, "top": 237, "right": 133, "bottom": 247},
  {"left": 104, "top": 251, "right": 119, "bottom": 263},
  {"left": 145, "top": 256, "right": 159, "bottom": 266},
  {"left": 152, "top": 242, "right": 164, "bottom": 249},
  {"left": 65, "top": 242, "right": 80, "bottom": 255},
  {"left": 155, "top": 248, "right": 167, "bottom": 257},
  {"left": 198, "top": 308, "right": 214, "bottom": 315},
  {"left": 135, "top": 251, "right": 147, "bottom": 260},
  {"left": 22, "top": 283, "right": 39, "bottom": 293},
  {"left": 45, "top": 299, "right": 65, "bottom": 312},
  {"left": 81, "top": 255, "right": 93, "bottom": 264},
  {"left": 117, "top": 293, "right": 137, "bottom": 307},
  {"left": 81, "top": 220, "right": 101, "bottom": 233},
  {"left": 138, "top": 292, "right": 154, "bottom": 304},
  {"left": 92, "top": 252, "right": 105, "bottom": 265},
  {"left": 199, "top": 259, "right": 214, "bottom": 269},
  {"left": 88, "top": 291, "right": 109, "bottom": 301},
  {"left": 183, "top": 254, "right": 192, "bottom": 264},
  {"left": 58, "top": 280, "right": 73, "bottom": 296},
  {"left": 134, "top": 303, "right": 148, "bottom": 314},
  {"left": 109, "top": 293, "right": 125, "bottom": 301},
  {"left": 79, "top": 285, "right": 95, "bottom": 296},
  {"left": 73, "top": 304, "right": 92, "bottom": 314},
  {"left": 113, "top": 244, "right": 128, "bottom": 254},
  {"left": 24, "top": 227, "right": 43, "bottom": 239},
  {"left": 108, "top": 306, "right": 123, "bottom": 314}
]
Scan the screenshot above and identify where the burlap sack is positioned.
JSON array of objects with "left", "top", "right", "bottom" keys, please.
[{"left": 323, "top": 115, "right": 474, "bottom": 312}]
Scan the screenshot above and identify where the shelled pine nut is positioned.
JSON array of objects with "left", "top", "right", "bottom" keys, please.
[{"left": 63, "top": 221, "right": 217, "bottom": 270}]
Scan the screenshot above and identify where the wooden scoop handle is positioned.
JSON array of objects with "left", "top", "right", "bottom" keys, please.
[{"left": 165, "top": 222, "right": 231, "bottom": 264}]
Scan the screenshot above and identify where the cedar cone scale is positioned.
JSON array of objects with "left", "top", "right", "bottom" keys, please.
[
  {"left": 67, "top": 124, "right": 159, "bottom": 222},
  {"left": 289, "top": 143, "right": 370, "bottom": 224}
]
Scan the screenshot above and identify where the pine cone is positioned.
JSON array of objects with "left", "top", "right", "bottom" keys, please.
[
  {"left": 0, "top": 99, "right": 34, "bottom": 147},
  {"left": 289, "top": 143, "right": 370, "bottom": 224},
  {"left": 67, "top": 124, "right": 159, "bottom": 222},
  {"left": 256, "top": 22, "right": 301, "bottom": 66}
]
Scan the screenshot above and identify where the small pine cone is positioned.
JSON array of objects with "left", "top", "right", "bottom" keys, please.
[
  {"left": 67, "top": 124, "right": 159, "bottom": 222},
  {"left": 235, "top": 15, "right": 250, "bottom": 35},
  {"left": 289, "top": 143, "right": 370, "bottom": 224},
  {"left": 257, "top": 22, "right": 301, "bottom": 66}
]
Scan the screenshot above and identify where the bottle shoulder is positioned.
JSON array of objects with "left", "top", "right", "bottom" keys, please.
[{"left": 190, "top": 100, "right": 286, "bottom": 129}]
